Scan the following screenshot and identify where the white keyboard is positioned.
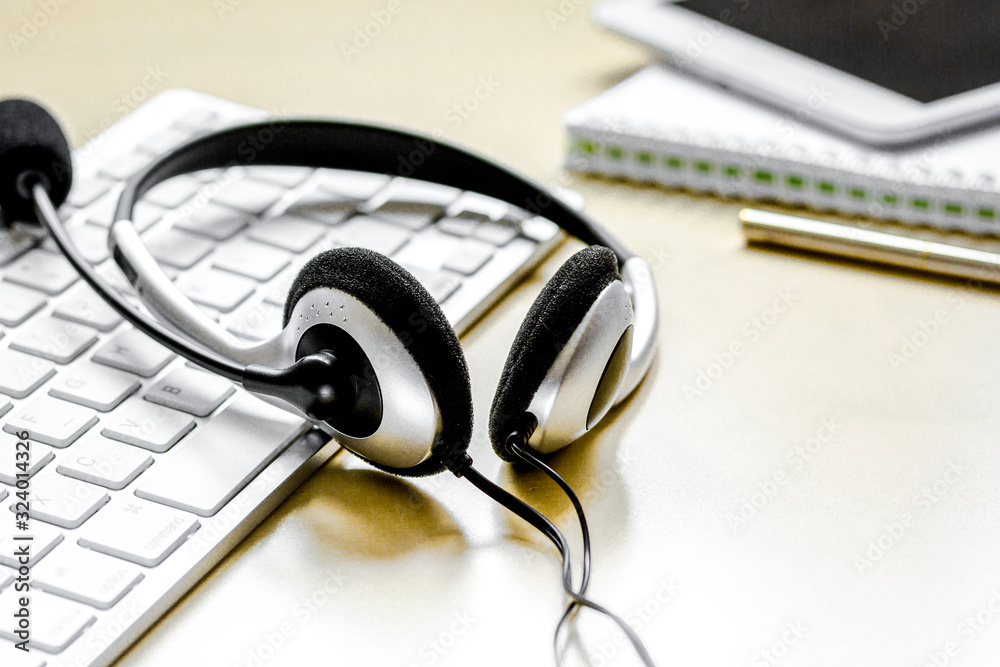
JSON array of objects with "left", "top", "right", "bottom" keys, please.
[{"left": 0, "top": 89, "right": 561, "bottom": 667}]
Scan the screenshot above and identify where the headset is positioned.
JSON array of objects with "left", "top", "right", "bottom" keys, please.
[{"left": 0, "top": 98, "right": 660, "bottom": 665}]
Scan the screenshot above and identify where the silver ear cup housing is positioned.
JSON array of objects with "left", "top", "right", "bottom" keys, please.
[
  {"left": 246, "top": 286, "right": 442, "bottom": 470},
  {"left": 526, "top": 279, "right": 634, "bottom": 454}
]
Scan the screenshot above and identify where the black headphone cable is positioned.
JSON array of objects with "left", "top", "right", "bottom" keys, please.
[{"left": 447, "top": 434, "right": 657, "bottom": 667}]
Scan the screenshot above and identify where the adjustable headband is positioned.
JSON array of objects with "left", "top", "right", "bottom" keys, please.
[
  {"left": 105, "top": 119, "right": 657, "bottom": 399},
  {"left": 115, "top": 120, "right": 633, "bottom": 261}
]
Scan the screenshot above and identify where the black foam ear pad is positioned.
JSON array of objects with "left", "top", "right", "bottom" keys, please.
[
  {"left": 283, "top": 247, "right": 473, "bottom": 477},
  {"left": 0, "top": 98, "right": 72, "bottom": 225},
  {"left": 489, "top": 245, "right": 620, "bottom": 461}
]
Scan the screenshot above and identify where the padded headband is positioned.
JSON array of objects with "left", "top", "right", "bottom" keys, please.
[{"left": 114, "top": 119, "right": 632, "bottom": 261}]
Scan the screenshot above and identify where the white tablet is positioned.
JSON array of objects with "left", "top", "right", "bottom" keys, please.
[{"left": 594, "top": 0, "right": 1000, "bottom": 146}]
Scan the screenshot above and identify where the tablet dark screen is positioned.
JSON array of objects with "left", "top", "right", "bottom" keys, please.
[{"left": 678, "top": 0, "right": 1000, "bottom": 103}]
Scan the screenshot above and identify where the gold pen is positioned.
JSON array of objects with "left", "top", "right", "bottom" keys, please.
[{"left": 740, "top": 208, "right": 1000, "bottom": 286}]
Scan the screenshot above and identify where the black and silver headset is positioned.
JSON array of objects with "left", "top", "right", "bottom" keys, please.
[{"left": 0, "top": 98, "right": 660, "bottom": 665}]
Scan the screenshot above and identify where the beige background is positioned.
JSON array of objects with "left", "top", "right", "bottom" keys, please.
[{"left": 5, "top": 1, "right": 1000, "bottom": 665}]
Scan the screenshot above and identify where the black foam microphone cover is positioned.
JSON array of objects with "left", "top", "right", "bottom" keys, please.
[{"left": 0, "top": 98, "right": 72, "bottom": 226}]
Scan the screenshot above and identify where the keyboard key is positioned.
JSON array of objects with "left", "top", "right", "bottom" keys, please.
[
  {"left": 474, "top": 219, "right": 519, "bottom": 246},
  {"left": 92, "top": 329, "right": 175, "bottom": 377},
  {"left": 369, "top": 178, "right": 460, "bottom": 211},
  {"left": 79, "top": 496, "right": 199, "bottom": 567},
  {"left": 436, "top": 215, "right": 481, "bottom": 237},
  {"left": 101, "top": 399, "right": 195, "bottom": 453},
  {"left": 520, "top": 216, "right": 560, "bottom": 242},
  {"left": 371, "top": 200, "right": 441, "bottom": 231},
  {"left": 325, "top": 215, "right": 411, "bottom": 256},
  {"left": 137, "top": 127, "right": 193, "bottom": 157},
  {"left": 212, "top": 177, "right": 285, "bottom": 214},
  {"left": 286, "top": 188, "right": 356, "bottom": 225},
  {"left": 3, "top": 396, "right": 98, "bottom": 448},
  {"left": 48, "top": 362, "right": 140, "bottom": 411},
  {"left": 10, "top": 317, "right": 98, "bottom": 364},
  {"left": 0, "top": 397, "right": 10, "bottom": 419},
  {"left": 84, "top": 194, "right": 118, "bottom": 227},
  {"left": 0, "top": 432, "right": 54, "bottom": 485},
  {"left": 442, "top": 238, "right": 495, "bottom": 275},
  {"left": 135, "top": 394, "right": 307, "bottom": 516},
  {"left": 56, "top": 437, "right": 153, "bottom": 490},
  {"left": 226, "top": 299, "right": 283, "bottom": 342},
  {"left": 145, "top": 367, "right": 235, "bottom": 417},
  {"left": 52, "top": 283, "right": 123, "bottom": 331},
  {"left": 0, "top": 283, "right": 46, "bottom": 327},
  {"left": 0, "top": 588, "right": 95, "bottom": 653},
  {"left": 2, "top": 648, "right": 48, "bottom": 667},
  {"left": 401, "top": 264, "right": 462, "bottom": 303},
  {"left": 0, "top": 349, "right": 56, "bottom": 399},
  {"left": 446, "top": 191, "right": 513, "bottom": 220},
  {"left": 176, "top": 268, "right": 256, "bottom": 312},
  {"left": 133, "top": 201, "right": 167, "bottom": 232},
  {"left": 66, "top": 176, "right": 114, "bottom": 208},
  {"left": 174, "top": 108, "right": 218, "bottom": 130},
  {"left": 0, "top": 520, "right": 63, "bottom": 568},
  {"left": 98, "top": 152, "right": 152, "bottom": 181},
  {"left": 33, "top": 543, "right": 144, "bottom": 610},
  {"left": 391, "top": 227, "right": 460, "bottom": 270},
  {"left": 144, "top": 228, "right": 214, "bottom": 269},
  {"left": 43, "top": 222, "right": 109, "bottom": 263},
  {"left": 245, "top": 166, "right": 312, "bottom": 188},
  {"left": 0, "top": 567, "right": 11, "bottom": 591},
  {"left": 262, "top": 271, "right": 295, "bottom": 306},
  {"left": 171, "top": 201, "right": 250, "bottom": 240},
  {"left": 192, "top": 168, "right": 225, "bottom": 183},
  {"left": 12, "top": 473, "right": 108, "bottom": 529},
  {"left": 3, "top": 249, "right": 78, "bottom": 295},
  {"left": 248, "top": 214, "right": 328, "bottom": 252},
  {"left": 213, "top": 237, "right": 290, "bottom": 281},
  {"left": 143, "top": 174, "right": 202, "bottom": 209},
  {"left": 315, "top": 169, "right": 389, "bottom": 200}
]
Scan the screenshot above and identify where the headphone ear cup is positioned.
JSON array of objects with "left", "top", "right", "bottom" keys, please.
[
  {"left": 489, "top": 245, "right": 627, "bottom": 461},
  {"left": 284, "top": 247, "right": 473, "bottom": 476}
]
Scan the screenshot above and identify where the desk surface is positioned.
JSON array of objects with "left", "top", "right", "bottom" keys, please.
[{"left": 6, "top": 1, "right": 1000, "bottom": 665}]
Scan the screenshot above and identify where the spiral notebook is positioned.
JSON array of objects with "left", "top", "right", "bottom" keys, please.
[{"left": 564, "top": 65, "right": 1000, "bottom": 234}]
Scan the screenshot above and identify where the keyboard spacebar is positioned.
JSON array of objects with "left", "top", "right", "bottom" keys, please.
[{"left": 134, "top": 394, "right": 309, "bottom": 517}]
